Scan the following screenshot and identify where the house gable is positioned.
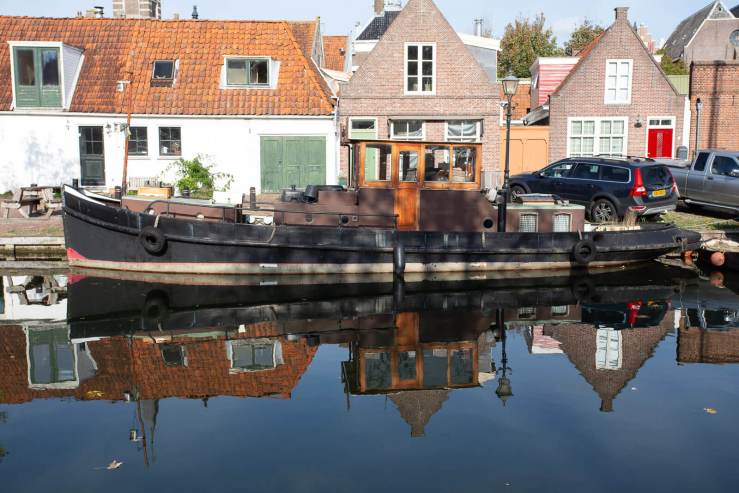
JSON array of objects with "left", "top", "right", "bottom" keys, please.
[
  {"left": 664, "top": 1, "right": 735, "bottom": 61},
  {"left": 552, "top": 15, "right": 680, "bottom": 104},
  {"left": 342, "top": 0, "right": 497, "bottom": 100}
]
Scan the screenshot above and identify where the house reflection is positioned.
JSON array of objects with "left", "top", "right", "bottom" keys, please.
[
  {"left": 520, "top": 300, "right": 677, "bottom": 412},
  {"left": 678, "top": 307, "right": 739, "bottom": 364},
  {"left": 342, "top": 310, "right": 497, "bottom": 437}
]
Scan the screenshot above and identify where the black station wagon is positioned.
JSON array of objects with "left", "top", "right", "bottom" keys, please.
[{"left": 509, "top": 157, "right": 678, "bottom": 222}]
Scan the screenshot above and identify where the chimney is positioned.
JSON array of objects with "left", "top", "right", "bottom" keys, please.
[
  {"left": 374, "top": 0, "right": 384, "bottom": 16},
  {"left": 473, "top": 18, "right": 484, "bottom": 37},
  {"left": 94, "top": 5, "right": 104, "bottom": 18},
  {"left": 614, "top": 7, "right": 629, "bottom": 23},
  {"left": 192, "top": 5, "right": 199, "bottom": 19}
]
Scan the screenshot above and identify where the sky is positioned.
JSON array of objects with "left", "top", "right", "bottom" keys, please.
[{"left": 0, "top": 0, "right": 724, "bottom": 44}]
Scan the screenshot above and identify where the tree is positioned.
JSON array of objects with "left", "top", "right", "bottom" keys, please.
[
  {"left": 498, "top": 13, "right": 563, "bottom": 78},
  {"left": 656, "top": 48, "right": 688, "bottom": 75},
  {"left": 564, "top": 20, "right": 604, "bottom": 55}
]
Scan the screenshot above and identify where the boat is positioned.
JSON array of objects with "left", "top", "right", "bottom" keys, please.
[{"left": 62, "top": 139, "right": 701, "bottom": 275}]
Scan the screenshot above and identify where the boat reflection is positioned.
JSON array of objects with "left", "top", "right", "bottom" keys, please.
[{"left": 2, "top": 263, "right": 739, "bottom": 446}]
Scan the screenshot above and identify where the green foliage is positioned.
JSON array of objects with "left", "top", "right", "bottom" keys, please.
[
  {"left": 165, "top": 155, "right": 233, "bottom": 200},
  {"left": 498, "top": 13, "right": 563, "bottom": 78},
  {"left": 657, "top": 49, "right": 688, "bottom": 75},
  {"left": 0, "top": 191, "right": 12, "bottom": 200},
  {"left": 564, "top": 20, "right": 604, "bottom": 55}
]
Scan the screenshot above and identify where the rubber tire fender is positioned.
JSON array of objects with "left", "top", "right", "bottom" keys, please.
[
  {"left": 572, "top": 239, "right": 597, "bottom": 265},
  {"left": 139, "top": 226, "right": 167, "bottom": 255}
]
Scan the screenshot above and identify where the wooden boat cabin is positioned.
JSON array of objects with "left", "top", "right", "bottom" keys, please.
[
  {"left": 274, "top": 139, "right": 585, "bottom": 233},
  {"left": 120, "top": 139, "right": 585, "bottom": 234}
]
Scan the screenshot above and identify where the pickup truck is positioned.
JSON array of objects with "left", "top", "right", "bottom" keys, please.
[{"left": 665, "top": 149, "right": 739, "bottom": 213}]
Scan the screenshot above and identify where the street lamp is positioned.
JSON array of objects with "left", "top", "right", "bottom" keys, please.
[
  {"left": 694, "top": 98, "right": 703, "bottom": 160},
  {"left": 498, "top": 72, "right": 520, "bottom": 233}
]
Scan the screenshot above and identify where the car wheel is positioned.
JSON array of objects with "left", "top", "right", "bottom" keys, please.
[
  {"left": 511, "top": 185, "right": 526, "bottom": 201},
  {"left": 590, "top": 199, "right": 618, "bottom": 223}
]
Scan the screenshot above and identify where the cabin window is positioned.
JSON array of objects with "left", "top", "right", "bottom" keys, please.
[
  {"left": 160, "top": 345, "right": 186, "bottom": 366},
  {"left": 128, "top": 127, "right": 148, "bottom": 156},
  {"left": 423, "top": 348, "right": 448, "bottom": 387},
  {"left": 398, "top": 351, "right": 417, "bottom": 381},
  {"left": 451, "top": 146, "right": 477, "bottom": 183},
  {"left": 159, "top": 127, "right": 181, "bottom": 156},
  {"left": 450, "top": 349, "right": 473, "bottom": 385},
  {"left": 226, "top": 57, "right": 270, "bottom": 86},
  {"left": 424, "top": 145, "right": 451, "bottom": 182},
  {"left": 553, "top": 213, "right": 571, "bottom": 233},
  {"left": 447, "top": 121, "right": 480, "bottom": 142},
  {"left": 519, "top": 213, "right": 538, "bottom": 233},
  {"left": 391, "top": 120, "right": 424, "bottom": 140},
  {"left": 152, "top": 60, "right": 176, "bottom": 80},
  {"left": 405, "top": 43, "right": 435, "bottom": 94},
  {"left": 365, "top": 351, "right": 391, "bottom": 390},
  {"left": 363, "top": 143, "right": 392, "bottom": 182},
  {"left": 399, "top": 150, "right": 419, "bottom": 182}
]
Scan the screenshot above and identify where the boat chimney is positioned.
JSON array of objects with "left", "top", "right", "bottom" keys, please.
[{"left": 191, "top": 5, "right": 199, "bottom": 19}]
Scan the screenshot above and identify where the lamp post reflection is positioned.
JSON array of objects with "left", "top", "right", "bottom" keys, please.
[{"left": 494, "top": 309, "right": 513, "bottom": 406}]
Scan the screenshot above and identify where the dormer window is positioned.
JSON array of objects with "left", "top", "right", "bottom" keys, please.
[
  {"left": 9, "top": 41, "right": 84, "bottom": 110},
  {"left": 226, "top": 57, "right": 270, "bottom": 87},
  {"left": 13, "top": 46, "right": 61, "bottom": 107},
  {"left": 152, "top": 60, "right": 176, "bottom": 80}
]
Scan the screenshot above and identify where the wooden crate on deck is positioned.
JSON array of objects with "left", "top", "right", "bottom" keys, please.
[{"left": 137, "top": 186, "right": 174, "bottom": 199}]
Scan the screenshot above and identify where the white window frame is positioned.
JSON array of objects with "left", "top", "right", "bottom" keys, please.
[
  {"left": 349, "top": 117, "right": 379, "bottom": 139},
  {"left": 404, "top": 42, "right": 436, "bottom": 96},
  {"left": 567, "top": 117, "right": 629, "bottom": 158},
  {"left": 390, "top": 120, "right": 425, "bottom": 140},
  {"left": 445, "top": 120, "right": 481, "bottom": 142},
  {"left": 519, "top": 213, "right": 539, "bottom": 233},
  {"left": 222, "top": 56, "right": 274, "bottom": 89},
  {"left": 604, "top": 59, "right": 633, "bottom": 105},
  {"left": 644, "top": 116, "right": 676, "bottom": 159},
  {"left": 151, "top": 59, "right": 178, "bottom": 81}
]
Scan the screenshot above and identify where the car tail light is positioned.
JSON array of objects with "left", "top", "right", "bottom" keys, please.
[
  {"left": 668, "top": 169, "right": 678, "bottom": 194},
  {"left": 630, "top": 168, "right": 647, "bottom": 197}
]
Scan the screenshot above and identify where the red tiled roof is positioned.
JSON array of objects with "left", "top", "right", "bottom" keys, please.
[
  {"left": 289, "top": 20, "right": 318, "bottom": 60},
  {"left": 550, "top": 30, "right": 606, "bottom": 98},
  {"left": 322, "top": 35, "right": 348, "bottom": 72},
  {"left": 0, "top": 16, "right": 334, "bottom": 116}
]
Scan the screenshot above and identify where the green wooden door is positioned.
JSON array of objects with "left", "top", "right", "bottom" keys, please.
[
  {"left": 79, "top": 126, "right": 105, "bottom": 186},
  {"left": 260, "top": 136, "right": 326, "bottom": 193}
]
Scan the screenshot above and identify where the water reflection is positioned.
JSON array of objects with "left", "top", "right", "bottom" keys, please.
[{"left": 2, "top": 263, "right": 739, "bottom": 482}]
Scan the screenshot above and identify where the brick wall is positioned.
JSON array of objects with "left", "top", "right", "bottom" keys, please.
[
  {"left": 549, "top": 8, "right": 686, "bottom": 161},
  {"left": 340, "top": 0, "right": 500, "bottom": 183},
  {"left": 500, "top": 81, "right": 532, "bottom": 121},
  {"left": 690, "top": 61, "right": 739, "bottom": 151},
  {"left": 678, "top": 326, "right": 739, "bottom": 364}
]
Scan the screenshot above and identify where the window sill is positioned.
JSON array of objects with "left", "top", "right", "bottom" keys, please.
[
  {"left": 223, "top": 84, "right": 273, "bottom": 90},
  {"left": 403, "top": 92, "right": 437, "bottom": 97},
  {"left": 128, "top": 155, "right": 150, "bottom": 160},
  {"left": 158, "top": 155, "right": 182, "bottom": 160}
]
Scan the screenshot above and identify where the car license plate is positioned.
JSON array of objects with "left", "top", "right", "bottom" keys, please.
[{"left": 651, "top": 189, "right": 667, "bottom": 198}]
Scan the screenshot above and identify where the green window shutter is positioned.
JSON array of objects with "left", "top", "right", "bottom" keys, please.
[
  {"left": 39, "top": 48, "right": 62, "bottom": 107},
  {"left": 13, "top": 47, "right": 40, "bottom": 107}
]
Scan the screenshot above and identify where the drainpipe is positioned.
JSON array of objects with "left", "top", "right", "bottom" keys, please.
[
  {"left": 694, "top": 98, "right": 703, "bottom": 160},
  {"left": 331, "top": 96, "right": 341, "bottom": 186}
]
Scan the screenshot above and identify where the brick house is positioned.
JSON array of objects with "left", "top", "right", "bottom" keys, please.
[
  {"left": 0, "top": 16, "right": 337, "bottom": 196},
  {"left": 339, "top": 0, "right": 501, "bottom": 187},
  {"left": 549, "top": 7, "right": 689, "bottom": 161},
  {"left": 664, "top": 1, "right": 739, "bottom": 66},
  {"left": 690, "top": 61, "right": 739, "bottom": 151}
]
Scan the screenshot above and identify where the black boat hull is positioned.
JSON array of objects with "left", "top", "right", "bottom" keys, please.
[{"left": 62, "top": 187, "right": 701, "bottom": 274}]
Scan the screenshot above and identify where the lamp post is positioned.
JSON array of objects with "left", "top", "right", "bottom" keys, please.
[
  {"left": 494, "top": 309, "right": 513, "bottom": 406},
  {"left": 498, "top": 73, "right": 520, "bottom": 233},
  {"left": 694, "top": 98, "right": 703, "bottom": 160}
]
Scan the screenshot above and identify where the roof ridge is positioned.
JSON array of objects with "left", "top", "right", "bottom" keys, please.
[
  {"left": 0, "top": 15, "right": 313, "bottom": 24},
  {"left": 281, "top": 21, "right": 335, "bottom": 113}
]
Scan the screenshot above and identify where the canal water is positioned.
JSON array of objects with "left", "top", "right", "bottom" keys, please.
[{"left": 1, "top": 263, "right": 738, "bottom": 492}]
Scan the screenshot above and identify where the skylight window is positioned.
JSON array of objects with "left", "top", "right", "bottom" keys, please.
[{"left": 152, "top": 60, "right": 176, "bottom": 80}]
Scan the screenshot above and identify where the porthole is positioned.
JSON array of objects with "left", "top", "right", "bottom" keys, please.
[
  {"left": 305, "top": 213, "right": 313, "bottom": 224},
  {"left": 340, "top": 215, "right": 350, "bottom": 225},
  {"left": 482, "top": 217, "right": 494, "bottom": 229}
]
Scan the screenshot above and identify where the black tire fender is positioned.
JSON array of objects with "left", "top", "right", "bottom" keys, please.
[
  {"left": 142, "top": 290, "right": 169, "bottom": 329},
  {"left": 139, "top": 226, "right": 167, "bottom": 255},
  {"left": 573, "top": 239, "right": 597, "bottom": 265}
]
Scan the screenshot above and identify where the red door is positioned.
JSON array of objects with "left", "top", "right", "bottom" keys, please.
[{"left": 647, "top": 128, "right": 674, "bottom": 158}]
